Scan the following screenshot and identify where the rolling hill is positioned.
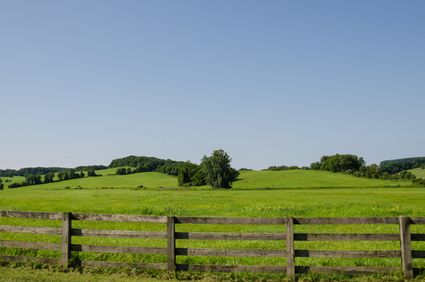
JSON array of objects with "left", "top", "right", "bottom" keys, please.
[
  {"left": 409, "top": 167, "right": 425, "bottom": 178},
  {"left": 3, "top": 168, "right": 411, "bottom": 191}
]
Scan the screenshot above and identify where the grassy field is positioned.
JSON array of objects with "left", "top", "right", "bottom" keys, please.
[
  {"left": 0, "top": 170, "right": 424, "bottom": 281},
  {"left": 2, "top": 169, "right": 411, "bottom": 191},
  {"left": 233, "top": 170, "right": 410, "bottom": 189},
  {"left": 410, "top": 167, "right": 425, "bottom": 178}
]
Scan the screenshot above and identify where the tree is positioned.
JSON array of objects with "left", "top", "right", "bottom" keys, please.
[
  {"left": 116, "top": 168, "right": 127, "bottom": 175},
  {"left": 177, "top": 162, "right": 199, "bottom": 186},
  {"left": 0, "top": 179, "right": 3, "bottom": 190},
  {"left": 44, "top": 173, "right": 55, "bottom": 183},
  {"left": 87, "top": 169, "right": 97, "bottom": 177},
  {"left": 57, "top": 172, "right": 65, "bottom": 181},
  {"left": 25, "top": 174, "right": 42, "bottom": 185},
  {"left": 200, "top": 149, "right": 239, "bottom": 189}
]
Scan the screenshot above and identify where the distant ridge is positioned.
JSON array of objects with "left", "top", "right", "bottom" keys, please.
[{"left": 380, "top": 157, "right": 425, "bottom": 174}]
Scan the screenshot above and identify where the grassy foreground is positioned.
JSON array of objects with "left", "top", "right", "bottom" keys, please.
[{"left": 0, "top": 170, "right": 424, "bottom": 281}]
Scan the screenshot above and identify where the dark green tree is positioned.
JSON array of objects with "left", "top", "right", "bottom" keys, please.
[
  {"left": 116, "top": 168, "right": 127, "bottom": 175},
  {"left": 57, "top": 172, "right": 65, "bottom": 181},
  {"left": 177, "top": 162, "right": 199, "bottom": 186},
  {"left": 201, "top": 149, "right": 239, "bottom": 189},
  {"left": 25, "top": 174, "right": 42, "bottom": 185},
  {"left": 43, "top": 173, "right": 55, "bottom": 183},
  {"left": 0, "top": 179, "right": 3, "bottom": 190}
]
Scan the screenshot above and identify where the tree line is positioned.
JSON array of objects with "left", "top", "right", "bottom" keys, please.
[
  {"left": 8, "top": 169, "right": 98, "bottom": 189},
  {"left": 310, "top": 154, "right": 417, "bottom": 181},
  {"left": 379, "top": 157, "right": 425, "bottom": 174},
  {"left": 0, "top": 165, "right": 105, "bottom": 178}
]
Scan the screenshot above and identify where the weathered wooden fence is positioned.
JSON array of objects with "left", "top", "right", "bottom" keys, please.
[{"left": 0, "top": 211, "right": 424, "bottom": 280}]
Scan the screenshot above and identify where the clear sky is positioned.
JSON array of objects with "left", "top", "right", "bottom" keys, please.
[{"left": 1, "top": 0, "right": 424, "bottom": 169}]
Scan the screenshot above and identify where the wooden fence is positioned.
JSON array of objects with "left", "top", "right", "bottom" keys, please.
[{"left": 0, "top": 211, "right": 424, "bottom": 280}]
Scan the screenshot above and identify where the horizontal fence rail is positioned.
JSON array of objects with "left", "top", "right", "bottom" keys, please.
[{"left": 0, "top": 211, "right": 424, "bottom": 280}]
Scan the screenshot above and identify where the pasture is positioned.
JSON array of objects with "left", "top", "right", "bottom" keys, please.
[
  {"left": 411, "top": 167, "right": 425, "bottom": 179},
  {"left": 0, "top": 170, "right": 424, "bottom": 281}
]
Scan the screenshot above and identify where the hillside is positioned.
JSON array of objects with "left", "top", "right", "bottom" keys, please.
[
  {"left": 409, "top": 167, "right": 425, "bottom": 178},
  {"left": 14, "top": 171, "right": 177, "bottom": 190},
  {"left": 4, "top": 168, "right": 412, "bottom": 191},
  {"left": 233, "top": 170, "right": 410, "bottom": 189}
]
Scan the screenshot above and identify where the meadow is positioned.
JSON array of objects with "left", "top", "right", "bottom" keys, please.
[
  {"left": 411, "top": 167, "right": 425, "bottom": 179},
  {"left": 0, "top": 169, "right": 424, "bottom": 281}
]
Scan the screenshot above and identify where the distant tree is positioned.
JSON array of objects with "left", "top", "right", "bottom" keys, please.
[
  {"left": 0, "top": 179, "right": 3, "bottom": 190},
  {"left": 397, "top": 170, "right": 416, "bottom": 181},
  {"left": 57, "top": 172, "right": 65, "bottom": 181},
  {"left": 43, "top": 173, "right": 55, "bottom": 183},
  {"left": 380, "top": 157, "right": 425, "bottom": 174},
  {"left": 87, "top": 169, "right": 98, "bottom": 177},
  {"left": 201, "top": 149, "right": 239, "bottom": 189},
  {"left": 422, "top": 164, "right": 425, "bottom": 169},
  {"left": 310, "top": 162, "right": 321, "bottom": 170},
  {"left": 25, "top": 174, "right": 42, "bottom": 185},
  {"left": 239, "top": 168, "right": 252, "bottom": 171},
  {"left": 116, "top": 168, "right": 127, "bottom": 175},
  {"left": 364, "top": 164, "right": 380, "bottom": 179},
  {"left": 318, "top": 154, "right": 365, "bottom": 173}
]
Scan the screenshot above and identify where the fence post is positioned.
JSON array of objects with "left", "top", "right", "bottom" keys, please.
[
  {"left": 167, "top": 216, "right": 176, "bottom": 272},
  {"left": 399, "top": 216, "right": 413, "bottom": 279},
  {"left": 61, "top": 212, "right": 72, "bottom": 268},
  {"left": 286, "top": 217, "right": 295, "bottom": 281}
]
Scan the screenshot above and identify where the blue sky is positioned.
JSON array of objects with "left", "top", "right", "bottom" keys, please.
[{"left": 1, "top": 0, "right": 424, "bottom": 169}]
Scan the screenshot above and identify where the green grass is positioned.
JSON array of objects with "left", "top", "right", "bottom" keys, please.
[
  {"left": 0, "top": 176, "right": 26, "bottom": 189},
  {"left": 410, "top": 167, "right": 425, "bottom": 178},
  {"left": 6, "top": 172, "right": 177, "bottom": 190},
  {"left": 95, "top": 167, "right": 132, "bottom": 176},
  {"left": 234, "top": 170, "right": 410, "bottom": 189},
  {"left": 3, "top": 169, "right": 411, "bottom": 191},
  {"left": 0, "top": 169, "right": 424, "bottom": 281},
  {"left": 0, "top": 266, "right": 174, "bottom": 282}
]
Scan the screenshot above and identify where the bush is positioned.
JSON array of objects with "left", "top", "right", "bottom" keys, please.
[
  {"left": 201, "top": 149, "right": 239, "bottom": 189},
  {"left": 412, "top": 178, "right": 425, "bottom": 187}
]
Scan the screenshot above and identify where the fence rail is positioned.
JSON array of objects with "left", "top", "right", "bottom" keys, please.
[{"left": 0, "top": 211, "right": 424, "bottom": 280}]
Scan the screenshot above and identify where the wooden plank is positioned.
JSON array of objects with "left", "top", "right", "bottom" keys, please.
[
  {"left": 0, "top": 210, "right": 62, "bottom": 220},
  {"left": 61, "top": 212, "right": 71, "bottom": 268},
  {"left": 0, "top": 255, "right": 59, "bottom": 265},
  {"left": 175, "top": 217, "right": 286, "bottom": 225},
  {"left": 294, "top": 233, "right": 399, "bottom": 241},
  {"left": 411, "top": 234, "right": 425, "bottom": 241},
  {"left": 0, "top": 225, "right": 61, "bottom": 235},
  {"left": 0, "top": 240, "right": 60, "bottom": 250},
  {"left": 175, "top": 232, "right": 284, "bottom": 241},
  {"left": 410, "top": 217, "right": 425, "bottom": 224},
  {"left": 71, "top": 244, "right": 167, "bottom": 254},
  {"left": 176, "top": 264, "right": 283, "bottom": 273},
  {"left": 294, "top": 217, "right": 399, "bottom": 225},
  {"left": 296, "top": 266, "right": 399, "bottom": 274},
  {"left": 167, "top": 216, "right": 176, "bottom": 272},
  {"left": 71, "top": 229, "right": 167, "bottom": 239},
  {"left": 412, "top": 250, "right": 425, "bottom": 258},
  {"left": 81, "top": 260, "right": 167, "bottom": 270},
  {"left": 286, "top": 217, "right": 295, "bottom": 281},
  {"left": 175, "top": 248, "right": 286, "bottom": 257},
  {"left": 399, "top": 216, "right": 413, "bottom": 279},
  {"left": 72, "top": 213, "right": 167, "bottom": 223},
  {"left": 295, "top": 250, "right": 401, "bottom": 258}
]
